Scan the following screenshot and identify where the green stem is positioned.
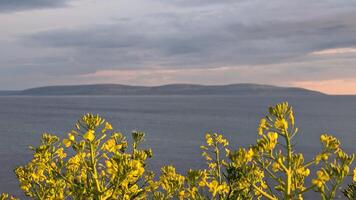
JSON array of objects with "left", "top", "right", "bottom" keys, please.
[
  {"left": 298, "top": 185, "right": 315, "bottom": 195},
  {"left": 252, "top": 184, "right": 277, "bottom": 200},
  {"left": 285, "top": 132, "right": 293, "bottom": 200},
  {"left": 90, "top": 142, "right": 102, "bottom": 198},
  {"left": 215, "top": 146, "right": 222, "bottom": 185}
]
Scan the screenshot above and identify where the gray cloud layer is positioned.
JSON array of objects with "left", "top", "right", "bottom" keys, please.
[
  {"left": 22, "top": 1, "right": 356, "bottom": 74},
  {"left": 0, "top": 0, "right": 69, "bottom": 12},
  {"left": 1, "top": 0, "right": 356, "bottom": 90}
]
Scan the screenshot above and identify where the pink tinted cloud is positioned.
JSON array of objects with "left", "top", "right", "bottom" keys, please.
[
  {"left": 78, "top": 66, "right": 256, "bottom": 86},
  {"left": 293, "top": 79, "right": 356, "bottom": 95},
  {"left": 79, "top": 66, "right": 356, "bottom": 95},
  {"left": 310, "top": 47, "right": 356, "bottom": 55}
]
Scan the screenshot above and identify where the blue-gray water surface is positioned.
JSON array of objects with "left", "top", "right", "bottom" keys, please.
[{"left": 0, "top": 95, "right": 356, "bottom": 198}]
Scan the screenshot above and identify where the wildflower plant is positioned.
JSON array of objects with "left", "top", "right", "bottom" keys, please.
[
  {"left": 0, "top": 193, "right": 17, "bottom": 200},
  {"left": 344, "top": 182, "right": 356, "bottom": 200},
  {"left": 3, "top": 102, "right": 356, "bottom": 199},
  {"left": 15, "top": 114, "right": 154, "bottom": 200},
  {"left": 248, "top": 102, "right": 355, "bottom": 200}
]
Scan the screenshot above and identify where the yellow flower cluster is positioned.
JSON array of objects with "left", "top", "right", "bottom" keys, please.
[
  {"left": 207, "top": 180, "right": 229, "bottom": 197},
  {"left": 312, "top": 170, "right": 330, "bottom": 189},
  {"left": 13, "top": 114, "right": 154, "bottom": 200},
  {"left": 320, "top": 134, "right": 340, "bottom": 151},
  {"left": 0, "top": 193, "right": 18, "bottom": 200},
  {"left": 158, "top": 166, "right": 185, "bottom": 196}
]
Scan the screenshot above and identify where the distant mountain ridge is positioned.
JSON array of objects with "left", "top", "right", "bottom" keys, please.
[
  {"left": 4, "top": 83, "right": 325, "bottom": 96},
  {"left": 0, "top": 90, "right": 19, "bottom": 96}
]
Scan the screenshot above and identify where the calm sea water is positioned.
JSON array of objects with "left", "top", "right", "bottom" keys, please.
[{"left": 1, "top": 95, "right": 356, "bottom": 198}]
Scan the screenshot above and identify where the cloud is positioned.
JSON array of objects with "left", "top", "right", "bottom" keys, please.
[
  {"left": 70, "top": 60, "right": 356, "bottom": 90},
  {"left": 20, "top": 6, "right": 356, "bottom": 75},
  {"left": 310, "top": 47, "right": 356, "bottom": 55},
  {"left": 3, "top": 54, "right": 356, "bottom": 93},
  {"left": 2, "top": 0, "right": 356, "bottom": 92},
  {"left": 0, "top": 0, "right": 69, "bottom": 13},
  {"left": 293, "top": 79, "right": 356, "bottom": 95},
  {"left": 153, "top": 0, "right": 240, "bottom": 7}
]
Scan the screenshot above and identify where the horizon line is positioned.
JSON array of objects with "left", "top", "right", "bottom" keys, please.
[{"left": 0, "top": 82, "right": 338, "bottom": 95}]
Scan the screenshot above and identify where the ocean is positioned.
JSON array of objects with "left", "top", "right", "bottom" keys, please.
[{"left": 1, "top": 95, "right": 356, "bottom": 198}]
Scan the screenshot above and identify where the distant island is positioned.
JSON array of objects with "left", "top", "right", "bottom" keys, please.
[{"left": 0, "top": 84, "right": 325, "bottom": 96}]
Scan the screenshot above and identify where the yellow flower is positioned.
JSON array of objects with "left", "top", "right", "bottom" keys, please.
[
  {"left": 245, "top": 148, "right": 254, "bottom": 162},
  {"left": 102, "top": 138, "right": 116, "bottom": 152},
  {"left": 260, "top": 181, "right": 268, "bottom": 189},
  {"left": 258, "top": 119, "right": 268, "bottom": 135},
  {"left": 68, "top": 133, "right": 75, "bottom": 141},
  {"left": 200, "top": 145, "right": 208, "bottom": 150},
  {"left": 312, "top": 170, "right": 330, "bottom": 189},
  {"left": 83, "top": 129, "right": 95, "bottom": 141},
  {"left": 57, "top": 148, "right": 67, "bottom": 159},
  {"left": 199, "top": 180, "right": 206, "bottom": 187},
  {"left": 258, "top": 127, "right": 263, "bottom": 135},
  {"left": 208, "top": 163, "right": 217, "bottom": 169},
  {"left": 318, "top": 170, "right": 330, "bottom": 181},
  {"left": 130, "top": 160, "right": 145, "bottom": 177},
  {"left": 289, "top": 110, "right": 295, "bottom": 127},
  {"left": 178, "top": 190, "right": 185, "bottom": 199},
  {"left": 20, "top": 185, "right": 30, "bottom": 192},
  {"left": 296, "top": 167, "right": 310, "bottom": 177},
  {"left": 274, "top": 118, "right": 288, "bottom": 132},
  {"left": 315, "top": 153, "right": 329, "bottom": 164},
  {"left": 208, "top": 180, "right": 219, "bottom": 197},
  {"left": 312, "top": 179, "right": 323, "bottom": 188},
  {"left": 225, "top": 148, "right": 231, "bottom": 156},
  {"left": 206, "top": 134, "right": 213, "bottom": 146},
  {"left": 304, "top": 169, "right": 310, "bottom": 177},
  {"left": 105, "top": 160, "right": 117, "bottom": 175},
  {"left": 343, "top": 166, "right": 350, "bottom": 175},
  {"left": 353, "top": 168, "right": 356, "bottom": 182},
  {"left": 320, "top": 134, "right": 340, "bottom": 150},
  {"left": 105, "top": 160, "right": 113, "bottom": 168},
  {"left": 272, "top": 162, "right": 280, "bottom": 172},
  {"left": 31, "top": 173, "right": 39, "bottom": 180},
  {"left": 105, "top": 122, "right": 113, "bottom": 130},
  {"left": 267, "top": 132, "right": 278, "bottom": 150},
  {"left": 218, "top": 183, "right": 229, "bottom": 194},
  {"left": 63, "top": 139, "right": 71, "bottom": 148},
  {"left": 320, "top": 134, "right": 327, "bottom": 143}
]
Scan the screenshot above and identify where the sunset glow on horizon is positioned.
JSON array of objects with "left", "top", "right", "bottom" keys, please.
[{"left": 293, "top": 80, "right": 356, "bottom": 95}]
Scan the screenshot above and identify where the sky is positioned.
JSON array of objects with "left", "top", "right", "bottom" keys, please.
[{"left": 0, "top": 0, "right": 356, "bottom": 94}]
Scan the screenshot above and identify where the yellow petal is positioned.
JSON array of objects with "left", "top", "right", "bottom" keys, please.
[
  {"left": 68, "top": 133, "right": 75, "bottom": 141},
  {"left": 105, "top": 122, "right": 113, "bottom": 130},
  {"left": 63, "top": 139, "right": 71, "bottom": 147},
  {"left": 83, "top": 130, "right": 95, "bottom": 141}
]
